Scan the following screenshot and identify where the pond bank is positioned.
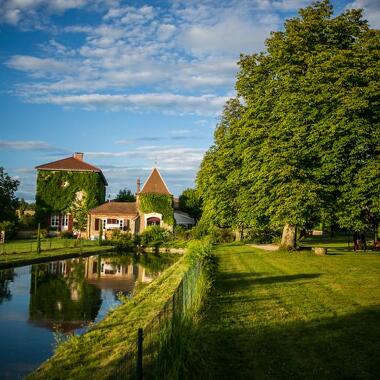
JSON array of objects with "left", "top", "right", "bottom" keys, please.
[
  {"left": 0, "top": 245, "right": 115, "bottom": 269},
  {"left": 28, "top": 254, "right": 190, "bottom": 379},
  {"left": 0, "top": 251, "right": 177, "bottom": 380}
]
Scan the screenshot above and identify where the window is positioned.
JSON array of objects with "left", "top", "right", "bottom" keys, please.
[
  {"left": 147, "top": 217, "right": 160, "bottom": 226},
  {"left": 107, "top": 219, "right": 118, "bottom": 224},
  {"left": 62, "top": 214, "right": 69, "bottom": 227},
  {"left": 51, "top": 214, "right": 60, "bottom": 227}
]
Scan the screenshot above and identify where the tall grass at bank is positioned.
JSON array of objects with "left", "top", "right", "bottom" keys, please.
[{"left": 145, "top": 239, "right": 217, "bottom": 379}]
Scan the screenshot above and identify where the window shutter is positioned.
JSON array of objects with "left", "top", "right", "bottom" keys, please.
[{"left": 95, "top": 218, "right": 99, "bottom": 231}]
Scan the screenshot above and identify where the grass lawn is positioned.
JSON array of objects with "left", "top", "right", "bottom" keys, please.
[
  {"left": 191, "top": 244, "right": 380, "bottom": 379},
  {"left": 0, "top": 239, "right": 114, "bottom": 267},
  {"left": 1, "top": 238, "right": 100, "bottom": 254}
]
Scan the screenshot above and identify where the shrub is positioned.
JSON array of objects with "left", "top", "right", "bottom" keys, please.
[
  {"left": 140, "top": 226, "right": 172, "bottom": 247},
  {"left": 0, "top": 221, "right": 16, "bottom": 239},
  {"left": 18, "top": 214, "right": 36, "bottom": 229},
  {"left": 114, "top": 232, "right": 135, "bottom": 251},
  {"left": 186, "top": 238, "right": 216, "bottom": 279},
  {"left": 60, "top": 231, "right": 74, "bottom": 239},
  {"left": 243, "top": 227, "right": 281, "bottom": 244},
  {"left": 173, "top": 225, "right": 188, "bottom": 240},
  {"left": 208, "top": 227, "right": 235, "bottom": 243},
  {"left": 37, "top": 228, "right": 48, "bottom": 238}
]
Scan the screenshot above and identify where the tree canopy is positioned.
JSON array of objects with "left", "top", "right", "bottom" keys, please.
[
  {"left": 0, "top": 167, "right": 19, "bottom": 223},
  {"left": 179, "top": 188, "right": 202, "bottom": 221},
  {"left": 115, "top": 188, "right": 136, "bottom": 202},
  {"left": 196, "top": 0, "right": 380, "bottom": 247}
]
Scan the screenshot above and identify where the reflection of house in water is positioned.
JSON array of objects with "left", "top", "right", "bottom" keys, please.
[
  {"left": 84, "top": 257, "right": 154, "bottom": 293},
  {"left": 28, "top": 259, "right": 102, "bottom": 333}
]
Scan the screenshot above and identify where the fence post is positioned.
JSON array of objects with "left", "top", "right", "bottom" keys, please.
[
  {"left": 37, "top": 223, "right": 41, "bottom": 254},
  {"left": 136, "top": 328, "right": 143, "bottom": 380}
]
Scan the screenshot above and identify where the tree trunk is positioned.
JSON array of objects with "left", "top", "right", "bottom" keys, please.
[{"left": 281, "top": 223, "right": 296, "bottom": 250}]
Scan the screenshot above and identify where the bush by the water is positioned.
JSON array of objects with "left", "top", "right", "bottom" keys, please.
[
  {"left": 186, "top": 238, "right": 217, "bottom": 280},
  {"left": 109, "top": 229, "right": 135, "bottom": 251},
  {"left": 140, "top": 225, "right": 171, "bottom": 247}
]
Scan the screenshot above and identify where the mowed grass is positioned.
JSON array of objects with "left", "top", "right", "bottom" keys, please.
[
  {"left": 1, "top": 238, "right": 99, "bottom": 254},
  {"left": 192, "top": 244, "right": 380, "bottom": 380},
  {"left": 0, "top": 239, "right": 114, "bottom": 267}
]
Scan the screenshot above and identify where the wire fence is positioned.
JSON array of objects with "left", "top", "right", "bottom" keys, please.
[
  {"left": 1, "top": 238, "right": 99, "bottom": 254},
  {"left": 110, "top": 261, "right": 203, "bottom": 380}
]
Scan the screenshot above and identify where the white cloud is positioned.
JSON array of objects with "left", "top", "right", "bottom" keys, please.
[
  {"left": 4, "top": 1, "right": 287, "bottom": 115},
  {"left": 157, "top": 24, "right": 176, "bottom": 41},
  {"left": 28, "top": 93, "right": 227, "bottom": 115},
  {"left": 0, "top": 140, "right": 68, "bottom": 152},
  {"left": 181, "top": 15, "right": 277, "bottom": 55},
  {"left": 0, "top": 0, "right": 89, "bottom": 25},
  {"left": 86, "top": 146, "right": 206, "bottom": 173},
  {"left": 6, "top": 55, "right": 73, "bottom": 76},
  {"left": 347, "top": 0, "right": 380, "bottom": 28}
]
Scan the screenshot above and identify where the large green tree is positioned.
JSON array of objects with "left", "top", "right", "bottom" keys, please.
[
  {"left": 0, "top": 167, "right": 19, "bottom": 223},
  {"left": 179, "top": 188, "right": 203, "bottom": 221},
  {"left": 197, "top": 0, "right": 380, "bottom": 248}
]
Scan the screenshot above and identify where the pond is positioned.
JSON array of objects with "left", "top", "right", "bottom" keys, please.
[{"left": 0, "top": 252, "right": 178, "bottom": 380}]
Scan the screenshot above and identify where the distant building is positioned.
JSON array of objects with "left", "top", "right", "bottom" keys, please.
[
  {"left": 88, "top": 167, "right": 195, "bottom": 239},
  {"left": 35, "top": 153, "right": 107, "bottom": 232}
]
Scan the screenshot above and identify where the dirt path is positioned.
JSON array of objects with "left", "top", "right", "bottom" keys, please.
[{"left": 246, "top": 243, "right": 279, "bottom": 251}]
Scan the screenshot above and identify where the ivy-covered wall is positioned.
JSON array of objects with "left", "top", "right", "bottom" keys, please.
[
  {"left": 138, "top": 193, "right": 174, "bottom": 225},
  {"left": 36, "top": 170, "right": 106, "bottom": 225}
]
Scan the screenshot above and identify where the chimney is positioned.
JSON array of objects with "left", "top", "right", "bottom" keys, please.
[
  {"left": 136, "top": 177, "right": 141, "bottom": 193},
  {"left": 74, "top": 152, "right": 84, "bottom": 161}
]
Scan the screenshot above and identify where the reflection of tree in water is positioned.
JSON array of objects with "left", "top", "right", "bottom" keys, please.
[
  {"left": 139, "top": 253, "right": 179, "bottom": 276},
  {"left": 0, "top": 268, "right": 15, "bottom": 304},
  {"left": 29, "top": 259, "right": 102, "bottom": 332},
  {"left": 105, "top": 252, "right": 178, "bottom": 276}
]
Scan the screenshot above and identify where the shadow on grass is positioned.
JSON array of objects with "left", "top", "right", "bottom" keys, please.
[
  {"left": 185, "top": 306, "right": 380, "bottom": 380},
  {"left": 217, "top": 273, "right": 321, "bottom": 291},
  {"left": 299, "top": 246, "right": 352, "bottom": 255}
]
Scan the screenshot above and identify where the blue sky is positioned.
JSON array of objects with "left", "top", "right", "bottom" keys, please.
[{"left": 0, "top": 0, "right": 378, "bottom": 201}]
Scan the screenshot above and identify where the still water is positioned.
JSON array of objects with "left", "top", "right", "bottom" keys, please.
[{"left": 0, "top": 252, "right": 177, "bottom": 380}]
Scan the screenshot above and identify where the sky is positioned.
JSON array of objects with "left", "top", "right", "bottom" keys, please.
[{"left": 0, "top": 0, "right": 379, "bottom": 201}]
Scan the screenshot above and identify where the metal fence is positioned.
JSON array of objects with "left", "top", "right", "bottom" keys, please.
[
  {"left": 1, "top": 238, "right": 98, "bottom": 254},
  {"left": 110, "top": 261, "right": 203, "bottom": 380}
]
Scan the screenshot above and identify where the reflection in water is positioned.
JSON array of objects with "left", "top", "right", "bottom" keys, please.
[
  {"left": 27, "top": 253, "right": 178, "bottom": 333},
  {"left": 0, "top": 252, "right": 178, "bottom": 380},
  {"left": 85, "top": 256, "right": 155, "bottom": 295},
  {"left": 0, "top": 268, "right": 15, "bottom": 304},
  {"left": 29, "top": 259, "right": 102, "bottom": 332}
]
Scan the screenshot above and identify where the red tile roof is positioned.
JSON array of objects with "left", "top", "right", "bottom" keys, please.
[
  {"left": 89, "top": 201, "right": 138, "bottom": 215},
  {"left": 36, "top": 156, "right": 108, "bottom": 185},
  {"left": 140, "top": 168, "right": 171, "bottom": 195}
]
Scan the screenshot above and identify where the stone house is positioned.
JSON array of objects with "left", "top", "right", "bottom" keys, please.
[
  {"left": 88, "top": 167, "right": 195, "bottom": 239},
  {"left": 35, "top": 153, "right": 107, "bottom": 233}
]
